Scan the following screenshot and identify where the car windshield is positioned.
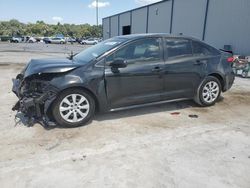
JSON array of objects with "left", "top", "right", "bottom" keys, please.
[{"left": 74, "top": 37, "right": 127, "bottom": 63}]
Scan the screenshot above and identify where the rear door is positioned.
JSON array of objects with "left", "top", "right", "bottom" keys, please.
[
  {"left": 105, "top": 37, "right": 165, "bottom": 108},
  {"left": 192, "top": 40, "right": 221, "bottom": 73},
  {"left": 162, "top": 38, "right": 205, "bottom": 100}
]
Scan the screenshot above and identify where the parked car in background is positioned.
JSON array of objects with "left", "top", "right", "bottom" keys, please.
[
  {"left": 10, "top": 37, "right": 22, "bottom": 43},
  {"left": 28, "top": 37, "right": 37, "bottom": 43},
  {"left": 80, "top": 38, "right": 98, "bottom": 45},
  {"left": 35, "top": 37, "right": 44, "bottom": 43},
  {"left": 43, "top": 37, "right": 51, "bottom": 44},
  {"left": 97, "top": 38, "right": 103, "bottom": 42},
  {"left": 0, "top": 36, "right": 12, "bottom": 42},
  {"left": 76, "top": 38, "right": 82, "bottom": 44},
  {"left": 67, "top": 37, "right": 76, "bottom": 44},
  {"left": 12, "top": 34, "right": 235, "bottom": 128},
  {"left": 48, "top": 37, "right": 66, "bottom": 44}
]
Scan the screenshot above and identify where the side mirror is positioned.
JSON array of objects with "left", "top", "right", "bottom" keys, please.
[{"left": 110, "top": 59, "right": 127, "bottom": 69}]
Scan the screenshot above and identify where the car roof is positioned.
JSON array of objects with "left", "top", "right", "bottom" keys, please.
[{"left": 114, "top": 33, "right": 199, "bottom": 41}]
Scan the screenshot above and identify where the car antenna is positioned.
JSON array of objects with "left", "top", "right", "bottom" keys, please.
[{"left": 69, "top": 51, "right": 74, "bottom": 60}]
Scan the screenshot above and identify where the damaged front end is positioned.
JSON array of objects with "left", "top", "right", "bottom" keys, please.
[
  {"left": 12, "top": 58, "right": 80, "bottom": 127},
  {"left": 12, "top": 73, "right": 59, "bottom": 127}
]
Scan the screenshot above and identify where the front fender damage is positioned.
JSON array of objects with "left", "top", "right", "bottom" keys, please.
[{"left": 12, "top": 74, "right": 59, "bottom": 127}]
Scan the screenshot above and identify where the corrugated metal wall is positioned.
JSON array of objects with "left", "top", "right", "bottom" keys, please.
[
  {"left": 110, "top": 16, "right": 119, "bottom": 37},
  {"left": 205, "top": 0, "right": 250, "bottom": 55},
  {"left": 172, "top": 0, "right": 207, "bottom": 40},
  {"left": 148, "top": 0, "right": 172, "bottom": 33},
  {"left": 131, "top": 7, "right": 147, "bottom": 34},
  {"left": 102, "top": 18, "right": 110, "bottom": 39},
  {"left": 119, "top": 12, "right": 131, "bottom": 35},
  {"left": 103, "top": 0, "right": 250, "bottom": 55}
]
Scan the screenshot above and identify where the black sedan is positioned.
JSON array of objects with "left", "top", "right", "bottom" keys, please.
[{"left": 12, "top": 34, "right": 235, "bottom": 127}]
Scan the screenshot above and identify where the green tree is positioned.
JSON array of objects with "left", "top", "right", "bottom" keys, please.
[{"left": 0, "top": 20, "right": 102, "bottom": 38}]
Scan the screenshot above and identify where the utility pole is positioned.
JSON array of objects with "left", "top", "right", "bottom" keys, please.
[{"left": 96, "top": 0, "right": 99, "bottom": 26}]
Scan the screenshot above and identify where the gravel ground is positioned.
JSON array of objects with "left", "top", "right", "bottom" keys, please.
[{"left": 0, "top": 43, "right": 249, "bottom": 188}]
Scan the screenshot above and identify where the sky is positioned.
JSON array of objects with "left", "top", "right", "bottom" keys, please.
[{"left": 0, "top": 0, "right": 162, "bottom": 25}]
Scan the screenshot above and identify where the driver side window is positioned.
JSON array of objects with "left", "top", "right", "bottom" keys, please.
[{"left": 106, "top": 38, "right": 161, "bottom": 65}]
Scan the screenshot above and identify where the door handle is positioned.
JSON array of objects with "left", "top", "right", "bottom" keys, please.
[
  {"left": 194, "top": 60, "right": 206, "bottom": 65},
  {"left": 152, "top": 66, "right": 163, "bottom": 72}
]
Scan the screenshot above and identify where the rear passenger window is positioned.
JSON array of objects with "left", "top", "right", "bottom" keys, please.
[
  {"left": 192, "top": 41, "right": 212, "bottom": 56},
  {"left": 166, "top": 39, "right": 192, "bottom": 58}
]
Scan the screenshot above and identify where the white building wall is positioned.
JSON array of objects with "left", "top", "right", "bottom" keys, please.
[
  {"left": 110, "top": 16, "right": 119, "bottom": 37},
  {"left": 131, "top": 7, "right": 147, "bottom": 34},
  {"left": 205, "top": 0, "right": 250, "bottom": 55},
  {"left": 172, "top": 0, "right": 207, "bottom": 40},
  {"left": 148, "top": 0, "right": 172, "bottom": 33},
  {"left": 119, "top": 12, "right": 131, "bottom": 36},
  {"left": 103, "top": 0, "right": 250, "bottom": 55},
  {"left": 103, "top": 18, "right": 110, "bottom": 39}
]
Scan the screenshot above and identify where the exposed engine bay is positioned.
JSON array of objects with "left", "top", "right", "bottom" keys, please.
[{"left": 12, "top": 73, "right": 60, "bottom": 126}]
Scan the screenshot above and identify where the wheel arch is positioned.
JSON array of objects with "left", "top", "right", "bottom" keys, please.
[
  {"left": 46, "top": 86, "right": 100, "bottom": 121},
  {"left": 59, "top": 86, "right": 100, "bottom": 112},
  {"left": 208, "top": 73, "right": 225, "bottom": 90},
  {"left": 194, "top": 74, "right": 223, "bottom": 106}
]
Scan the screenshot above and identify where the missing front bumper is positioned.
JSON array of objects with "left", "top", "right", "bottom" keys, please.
[{"left": 12, "top": 78, "right": 59, "bottom": 127}]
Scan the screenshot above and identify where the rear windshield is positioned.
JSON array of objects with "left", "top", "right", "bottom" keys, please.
[{"left": 74, "top": 38, "right": 127, "bottom": 64}]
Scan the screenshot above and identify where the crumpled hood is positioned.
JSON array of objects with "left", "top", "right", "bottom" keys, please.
[{"left": 24, "top": 58, "right": 81, "bottom": 78}]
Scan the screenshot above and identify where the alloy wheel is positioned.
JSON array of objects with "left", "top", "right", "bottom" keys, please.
[
  {"left": 202, "top": 81, "right": 219, "bottom": 103},
  {"left": 59, "top": 94, "right": 90, "bottom": 123}
]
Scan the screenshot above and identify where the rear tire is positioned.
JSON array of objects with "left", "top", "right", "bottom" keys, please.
[
  {"left": 194, "top": 76, "right": 222, "bottom": 106},
  {"left": 52, "top": 88, "right": 95, "bottom": 128}
]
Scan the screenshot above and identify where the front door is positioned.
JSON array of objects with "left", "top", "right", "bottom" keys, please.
[{"left": 105, "top": 37, "right": 164, "bottom": 109}]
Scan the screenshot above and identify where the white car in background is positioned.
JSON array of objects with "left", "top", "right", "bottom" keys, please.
[
  {"left": 49, "top": 37, "right": 66, "bottom": 44},
  {"left": 80, "top": 38, "right": 98, "bottom": 45},
  {"left": 28, "top": 37, "right": 37, "bottom": 43},
  {"left": 10, "top": 37, "right": 22, "bottom": 43}
]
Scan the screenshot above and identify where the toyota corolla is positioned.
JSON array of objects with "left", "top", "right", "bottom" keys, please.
[{"left": 12, "top": 34, "right": 235, "bottom": 127}]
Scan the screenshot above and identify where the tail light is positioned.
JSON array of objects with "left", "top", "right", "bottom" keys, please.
[{"left": 227, "top": 57, "right": 234, "bottom": 63}]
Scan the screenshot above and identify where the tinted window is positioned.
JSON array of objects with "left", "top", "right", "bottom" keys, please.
[
  {"left": 107, "top": 38, "right": 161, "bottom": 64},
  {"left": 166, "top": 39, "right": 192, "bottom": 58},
  {"left": 192, "top": 41, "right": 219, "bottom": 56},
  {"left": 192, "top": 41, "right": 212, "bottom": 56}
]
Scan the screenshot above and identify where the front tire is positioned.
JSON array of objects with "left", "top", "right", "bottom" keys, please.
[
  {"left": 52, "top": 89, "right": 95, "bottom": 128},
  {"left": 194, "top": 76, "right": 222, "bottom": 106}
]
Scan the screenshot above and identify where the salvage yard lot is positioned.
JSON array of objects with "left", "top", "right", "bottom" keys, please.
[
  {"left": 0, "top": 43, "right": 250, "bottom": 188},
  {"left": 0, "top": 42, "right": 86, "bottom": 64}
]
